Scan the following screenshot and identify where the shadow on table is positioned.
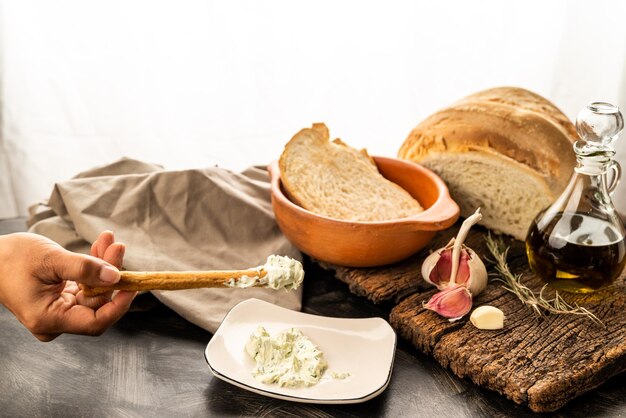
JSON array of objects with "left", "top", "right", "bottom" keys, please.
[
  {"left": 203, "top": 377, "right": 390, "bottom": 418},
  {"left": 114, "top": 293, "right": 212, "bottom": 344}
]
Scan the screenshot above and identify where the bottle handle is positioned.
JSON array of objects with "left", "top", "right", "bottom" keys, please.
[{"left": 606, "top": 160, "right": 621, "bottom": 194}]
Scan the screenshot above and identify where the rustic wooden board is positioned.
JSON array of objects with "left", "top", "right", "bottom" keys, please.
[
  {"left": 320, "top": 225, "right": 626, "bottom": 413},
  {"left": 316, "top": 227, "right": 465, "bottom": 304}
]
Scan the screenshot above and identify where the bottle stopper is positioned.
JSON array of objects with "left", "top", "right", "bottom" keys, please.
[
  {"left": 576, "top": 102, "right": 624, "bottom": 149},
  {"left": 574, "top": 102, "right": 624, "bottom": 183}
]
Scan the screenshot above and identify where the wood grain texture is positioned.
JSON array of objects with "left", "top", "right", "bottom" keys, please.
[
  {"left": 318, "top": 229, "right": 462, "bottom": 304},
  {"left": 326, "top": 223, "right": 626, "bottom": 412}
]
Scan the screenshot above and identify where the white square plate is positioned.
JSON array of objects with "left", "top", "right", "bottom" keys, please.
[{"left": 204, "top": 298, "right": 397, "bottom": 404}]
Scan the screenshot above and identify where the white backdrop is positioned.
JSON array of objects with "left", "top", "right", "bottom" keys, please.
[{"left": 1, "top": 0, "right": 626, "bottom": 218}]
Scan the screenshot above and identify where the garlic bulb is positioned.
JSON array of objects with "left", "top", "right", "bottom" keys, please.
[
  {"left": 421, "top": 238, "right": 487, "bottom": 296},
  {"left": 422, "top": 208, "right": 488, "bottom": 320}
]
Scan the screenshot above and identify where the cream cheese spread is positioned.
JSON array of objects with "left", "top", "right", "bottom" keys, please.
[
  {"left": 226, "top": 255, "right": 304, "bottom": 290},
  {"left": 245, "top": 326, "right": 328, "bottom": 388}
]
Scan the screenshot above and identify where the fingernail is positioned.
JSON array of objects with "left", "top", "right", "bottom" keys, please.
[{"left": 100, "top": 266, "right": 120, "bottom": 283}]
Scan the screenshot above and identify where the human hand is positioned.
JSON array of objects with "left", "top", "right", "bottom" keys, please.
[{"left": 0, "top": 231, "right": 137, "bottom": 341}]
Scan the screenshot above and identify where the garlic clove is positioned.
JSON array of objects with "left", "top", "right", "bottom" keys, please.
[
  {"left": 463, "top": 247, "right": 488, "bottom": 296},
  {"left": 451, "top": 249, "right": 471, "bottom": 284},
  {"left": 423, "top": 245, "right": 485, "bottom": 294},
  {"left": 421, "top": 238, "right": 455, "bottom": 288},
  {"left": 422, "top": 247, "right": 453, "bottom": 289},
  {"left": 421, "top": 251, "right": 440, "bottom": 288},
  {"left": 470, "top": 305, "right": 504, "bottom": 330},
  {"left": 423, "top": 284, "right": 473, "bottom": 320}
]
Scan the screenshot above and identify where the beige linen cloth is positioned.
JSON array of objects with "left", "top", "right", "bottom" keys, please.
[{"left": 27, "top": 158, "right": 302, "bottom": 333}]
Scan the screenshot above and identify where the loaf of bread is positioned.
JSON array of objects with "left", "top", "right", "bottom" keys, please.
[
  {"left": 398, "top": 87, "right": 577, "bottom": 240},
  {"left": 280, "top": 123, "right": 424, "bottom": 221}
]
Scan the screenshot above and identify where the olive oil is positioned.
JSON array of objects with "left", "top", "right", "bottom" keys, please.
[
  {"left": 526, "top": 102, "right": 626, "bottom": 293},
  {"left": 526, "top": 212, "right": 626, "bottom": 293}
]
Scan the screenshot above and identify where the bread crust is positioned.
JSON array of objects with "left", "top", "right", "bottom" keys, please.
[
  {"left": 398, "top": 87, "right": 576, "bottom": 196},
  {"left": 398, "top": 87, "right": 577, "bottom": 240},
  {"left": 459, "top": 86, "right": 578, "bottom": 139}
]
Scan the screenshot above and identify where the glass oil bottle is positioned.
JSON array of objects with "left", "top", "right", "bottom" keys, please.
[{"left": 526, "top": 102, "right": 626, "bottom": 293}]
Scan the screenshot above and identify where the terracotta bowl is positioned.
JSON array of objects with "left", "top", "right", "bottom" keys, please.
[{"left": 268, "top": 156, "right": 460, "bottom": 267}]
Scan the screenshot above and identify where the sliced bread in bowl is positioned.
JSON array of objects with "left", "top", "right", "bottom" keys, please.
[{"left": 280, "top": 123, "right": 424, "bottom": 222}]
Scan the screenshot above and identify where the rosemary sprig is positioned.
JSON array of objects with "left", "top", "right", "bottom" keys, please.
[{"left": 485, "top": 234, "right": 603, "bottom": 326}]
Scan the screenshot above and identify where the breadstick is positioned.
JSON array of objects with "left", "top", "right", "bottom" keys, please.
[
  {"left": 82, "top": 269, "right": 267, "bottom": 296},
  {"left": 82, "top": 255, "right": 304, "bottom": 297}
]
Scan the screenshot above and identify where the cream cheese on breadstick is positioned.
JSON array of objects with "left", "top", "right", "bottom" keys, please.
[{"left": 225, "top": 255, "right": 304, "bottom": 290}]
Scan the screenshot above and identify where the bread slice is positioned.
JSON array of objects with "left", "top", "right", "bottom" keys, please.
[
  {"left": 420, "top": 150, "right": 554, "bottom": 240},
  {"left": 279, "top": 123, "right": 423, "bottom": 221},
  {"left": 398, "top": 87, "right": 576, "bottom": 240}
]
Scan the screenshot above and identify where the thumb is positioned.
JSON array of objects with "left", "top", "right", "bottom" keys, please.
[{"left": 51, "top": 249, "right": 121, "bottom": 287}]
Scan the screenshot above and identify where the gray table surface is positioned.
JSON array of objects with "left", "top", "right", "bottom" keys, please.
[{"left": 1, "top": 217, "right": 625, "bottom": 417}]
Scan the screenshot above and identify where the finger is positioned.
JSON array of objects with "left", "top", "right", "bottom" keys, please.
[
  {"left": 90, "top": 240, "right": 98, "bottom": 257},
  {"left": 51, "top": 249, "right": 120, "bottom": 288},
  {"left": 76, "top": 291, "right": 112, "bottom": 310},
  {"left": 103, "top": 242, "right": 125, "bottom": 269},
  {"left": 76, "top": 241, "right": 123, "bottom": 309},
  {"left": 63, "top": 283, "right": 110, "bottom": 310},
  {"left": 33, "top": 332, "right": 61, "bottom": 342},
  {"left": 59, "top": 291, "right": 137, "bottom": 336},
  {"left": 59, "top": 292, "right": 77, "bottom": 305},
  {"left": 77, "top": 242, "right": 123, "bottom": 309},
  {"left": 64, "top": 281, "right": 80, "bottom": 295},
  {"left": 92, "top": 231, "right": 115, "bottom": 259},
  {"left": 111, "top": 290, "right": 137, "bottom": 309}
]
